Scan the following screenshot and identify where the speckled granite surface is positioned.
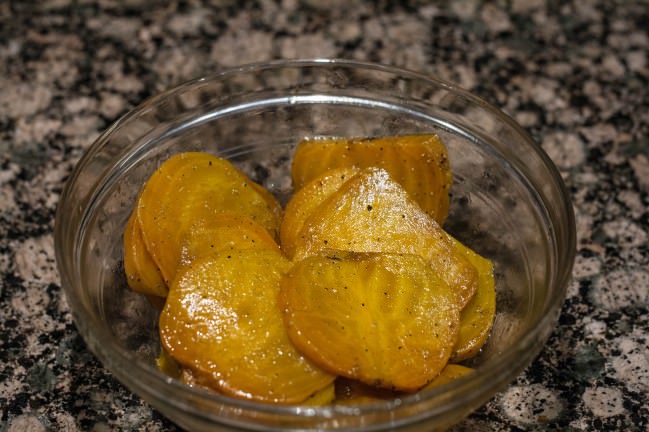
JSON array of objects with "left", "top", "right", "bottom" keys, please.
[{"left": 1, "top": 0, "right": 648, "bottom": 430}]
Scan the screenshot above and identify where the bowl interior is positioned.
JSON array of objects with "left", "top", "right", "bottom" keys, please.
[{"left": 58, "top": 60, "right": 572, "bottom": 431}]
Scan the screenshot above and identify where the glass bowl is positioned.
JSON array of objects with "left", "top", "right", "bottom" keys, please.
[{"left": 55, "top": 59, "right": 575, "bottom": 431}]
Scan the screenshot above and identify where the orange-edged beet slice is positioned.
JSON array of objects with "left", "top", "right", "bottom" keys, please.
[
  {"left": 123, "top": 211, "right": 167, "bottom": 298},
  {"left": 178, "top": 212, "right": 280, "bottom": 270},
  {"left": 137, "top": 152, "right": 282, "bottom": 283},
  {"left": 336, "top": 364, "right": 474, "bottom": 404},
  {"left": 177, "top": 368, "right": 335, "bottom": 406},
  {"left": 156, "top": 346, "right": 182, "bottom": 380},
  {"left": 422, "top": 364, "right": 475, "bottom": 389},
  {"left": 302, "top": 382, "right": 336, "bottom": 406},
  {"left": 450, "top": 240, "right": 496, "bottom": 362},
  {"left": 280, "top": 166, "right": 359, "bottom": 259},
  {"left": 334, "top": 377, "right": 402, "bottom": 404},
  {"left": 293, "top": 167, "right": 478, "bottom": 310},
  {"left": 291, "top": 135, "right": 452, "bottom": 224},
  {"left": 159, "top": 249, "right": 335, "bottom": 404},
  {"left": 280, "top": 251, "right": 460, "bottom": 391}
]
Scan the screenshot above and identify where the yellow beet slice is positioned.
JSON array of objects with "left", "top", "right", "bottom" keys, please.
[
  {"left": 123, "top": 211, "right": 167, "bottom": 297},
  {"left": 178, "top": 212, "right": 280, "bottom": 270},
  {"left": 292, "top": 135, "right": 452, "bottom": 224},
  {"left": 334, "top": 378, "right": 402, "bottom": 404},
  {"left": 293, "top": 168, "right": 478, "bottom": 310},
  {"left": 177, "top": 367, "right": 335, "bottom": 407},
  {"left": 156, "top": 346, "right": 182, "bottom": 380},
  {"left": 159, "top": 249, "right": 335, "bottom": 404},
  {"left": 422, "top": 364, "right": 475, "bottom": 389},
  {"left": 280, "top": 166, "right": 359, "bottom": 259},
  {"left": 280, "top": 252, "right": 460, "bottom": 391},
  {"left": 333, "top": 365, "right": 474, "bottom": 404},
  {"left": 450, "top": 241, "right": 496, "bottom": 362},
  {"left": 137, "top": 152, "right": 282, "bottom": 283},
  {"left": 303, "top": 382, "right": 336, "bottom": 406}
]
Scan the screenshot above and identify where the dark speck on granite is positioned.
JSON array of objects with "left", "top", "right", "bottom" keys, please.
[{"left": 1, "top": 0, "right": 648, "bottom": 430}]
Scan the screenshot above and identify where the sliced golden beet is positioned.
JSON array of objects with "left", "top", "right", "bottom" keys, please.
[
  {"left": 177, "top": 367, "right": 222, "bottom": 394},
  {"left": 137, "top": 152, "right": 282, "bottom": 283},
  {"left": 293, "top": 168, "right": 478, "bottom": 310},
  {"left": 334, "top": 377, "right": 402, "bottom": 404},
  {"left": 280, "top": 167, "right": 359, "bottom": 259},
  {"left": 450, "top": 241, "right": 496, "bottom": 362},
  {"left": 335, "top": 364, "right": 474, "bottom": 404},
  {"left": 280, "top": 252, "right": 460, "bottom": 391},
  {"left": 302, "top": 382, "right": 336, "bottom": 406},
  {"left": 156, "top": 346, "right": 182, "bottom": 380},
  {"left": 291, "top": 135, "right": 453, "bottom": 224},
  {"left": 178, "top": 366, "right": 335, "bottom": 406},
  {"left": 159, "top": 249, "right": 335, "bottom": 404},
  {"left": 422, "top": 364, "right": 475, "bottom": 389},
  {"left": 123, "top": 210, "right": 167, "bottom": 297},
  {"left": 179, "top": 367, "right": 204, "bottom": 389},
  {"left": 246, "top": 176, "right": 286, "bottom": 225},
  {"left": 178, "top": 212, "right": 280, "bottom": 270}
]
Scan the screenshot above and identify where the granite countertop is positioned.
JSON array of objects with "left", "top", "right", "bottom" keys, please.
[{"left": 1, "top": 0, "right": 648, "bottom": 430}]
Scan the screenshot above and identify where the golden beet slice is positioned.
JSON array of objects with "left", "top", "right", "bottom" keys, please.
[
  {"left": 303, "top": 382, "right": 336, "bottom": 406},
  {"left": 280, "top": 252, "right": 460, "bottom": 391},
  {"left": 137, "top": 152, "right": 282, "bottom": 283},
  {"left": 156, "top": 346, "right": 181, "bottom": 380},
  {"left": 334, "top": 377, "right": 402, "bottom": 405},
  {"left": 280, "top": 166, "right": 359, "bottom": 259},
  {"left": 422, "top": 364, "right": 475, "bottom": 389},
  {"left": 123, "top": 211, "right": 167, "bottom": 298},
  {"left": 178, "top": 212, "right": 280, "bottom": 270},
  {"left": 450, "top": 241, "right": 496, "bottom": 362},
  {"left": 334, "top": 364, "right": 474, "bottom": 404},
  {"left": 159, "top": 249, "right": 335, "bottom": 404},
  {"left": 177, "top": 367, "right": 335, "bottom": 407},
  {"left": 293, "top": 168, "right": 478, "bottom": 310},
  {"left": 291, "top": 135, "right": 452, "bottom": 224}
]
